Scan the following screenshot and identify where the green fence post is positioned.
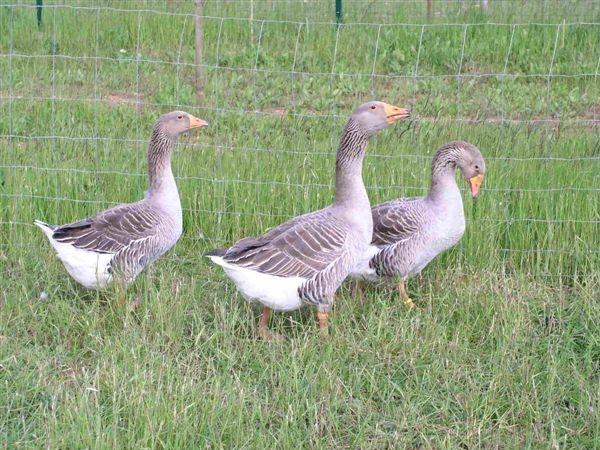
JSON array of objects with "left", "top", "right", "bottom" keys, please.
[
  {"left": 36, "top": 0, "right": 43, "bottom": 28},
  {"left": 335, "top": 0, "right": 342, "bottom": 25}
]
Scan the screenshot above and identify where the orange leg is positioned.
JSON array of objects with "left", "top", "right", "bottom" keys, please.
[
  {"left": 128, "top": 294, "right": 142, "bottom": 312},
  {"left": 316, "top": 311, "right": 329, "bottom": 336},
  {"left": 258, "top": 306, "right": 283, "bottom": 341},
  {"left": 398, "top": 280, "right": 415, "bottom": 308},
  {"left": 258, "top": 306, "right": 271, "bottom": 339}
]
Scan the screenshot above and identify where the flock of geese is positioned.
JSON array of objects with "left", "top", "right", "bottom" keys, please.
[{"left": 35, "top": 102, "right": 486, "bottom": 339}]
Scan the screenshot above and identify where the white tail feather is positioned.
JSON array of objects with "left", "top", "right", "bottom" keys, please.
[
  {"left": 34, "top": 220, "right": 55, "bottom": 238},
  {"left": 34, "top": 219, "right": 114, "bottom": 289}
]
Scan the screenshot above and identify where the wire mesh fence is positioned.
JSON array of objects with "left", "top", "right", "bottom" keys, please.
[{"left": 1, "top": 1, "right": 599, "bottom": 281}]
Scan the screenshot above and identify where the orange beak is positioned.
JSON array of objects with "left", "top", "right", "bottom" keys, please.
[
  {"left": 188, "top": 114, "right": 208, "bottom": 129},
  {"left": 469, "top": 174, "right": 484, "bottom": 198},
  {"left": 383, "top": 103, "right": 411, "bottom": 124}
]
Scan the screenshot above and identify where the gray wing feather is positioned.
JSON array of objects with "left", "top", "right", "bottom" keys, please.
[
  {"left": 370, "top": 197, "right": 428, "bottom": 278},
  {"left": 221, "top": 210, "right": 349, "bottom": 279},
  {"left": 52, "top": 202, "right": 163, "bottom": 254},
  {"left": 371, "top": 198, "right": 426, "bottom": 246},
  {"left": 110, "top": 235, "right": 161, "bottom": 281},
  {"left": 52, "top": 202, "right": 176, "bottom": 282}
]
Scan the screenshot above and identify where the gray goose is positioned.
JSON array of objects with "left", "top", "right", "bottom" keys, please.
[
  {"left": 35, "top": 111, "right": 208, "bottom": 290},
  {"left": 350, "top": 141, "right": 485, "bottom": 306},
  {"left": 208, "top": 101, "right": 410, "bottom": 339}
]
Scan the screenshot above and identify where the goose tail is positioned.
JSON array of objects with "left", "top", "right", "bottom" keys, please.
[
  {"left": 205, "top": 248, "right": 227, "bottom": 257},
  {"left": 34, "top": 220, "right": 56, "bottom": 238}
]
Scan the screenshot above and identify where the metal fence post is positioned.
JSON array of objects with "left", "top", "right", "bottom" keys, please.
[
  {"left": 36, "top": 0, "right": 43, "bottom": 27},
  {"left": 194, "top": 0, "right": 205, "bottom": 107},
  {"left": 335, "top": 0, "right": 342, "bottom": 25}
]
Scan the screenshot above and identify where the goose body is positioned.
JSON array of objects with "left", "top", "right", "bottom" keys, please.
[
  {"left": 36, "top": 111, "right": 207, "bottom": 289},
  {"left": 351, "top": 192, "right": 466, "bottom": 282},
  {"left": 209, "top": 207, "right": 370, "bottom": 312},
  {"left": 351, "top": 141, "right": 485, "bottom": 293},
  {"left": 34, "top": 199, "right": 182, "bottom": 289},
  {"left": 34, "top": 221, "right": 115, "bottom": 288},
  {"left": 208, "top": 101, "right": 410, "bottom": 336}
]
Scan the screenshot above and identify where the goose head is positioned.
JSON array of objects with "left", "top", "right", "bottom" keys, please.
[
  {"left": 351, "top": 101, "right": 410, "bottom": 136},
  {"left": 157, "top": 110, "right": 208, "bottom": 139},
  {"left": 455, "top": 141, "right": 486, "bottom": 198}
]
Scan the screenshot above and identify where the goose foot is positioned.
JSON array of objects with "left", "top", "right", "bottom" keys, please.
[
  {"left": 316, "top": 311, "right": 329, "bottom": 336},
  {"left": 398, "top": 281, "right": 416, "bottom": 309},
  {"left": 258, "top": 328, "right": 285, "bottom": 341},
  {"left": 258, "top": 306, "right": 284, "bottom": 341},
  {"left": 402, "top": 297, "right": 416, "bottom": 308}
]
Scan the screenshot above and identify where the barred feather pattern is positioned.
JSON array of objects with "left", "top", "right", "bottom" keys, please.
[
  {"left": 213, "top": 118, "right": 372, "bottom": 311},
  {"left": 147, "top": 126, "right": 176, "bottom": 189},
  {"left": 367, "top": 141, "right": 474, "bottom": 280},
  {"left": 368, "top": 198, "right": 430, "bottom": 278},
  {"left": 47, "top": 123, "right": 182, "bottom": 286},
  {"left": 335, "top": 119, "right": 369, "bottom": 170},
  {"left": 429, "top": 141, "right": 465, "bottom": 188}
]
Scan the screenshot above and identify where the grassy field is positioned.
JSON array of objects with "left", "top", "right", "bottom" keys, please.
[{"left": 1, "top": 1, "right": 599, "bottom": 448}]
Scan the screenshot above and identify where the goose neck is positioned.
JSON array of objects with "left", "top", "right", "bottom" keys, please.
[
  {"left": 146, "top": 127, "right": 177, "bottom": 198},
  {"left": 427, "top": 148, "right": 461, "bottom": 202},
  {"left": 333, "top": 118, "right": 370, "bottom": 209}
]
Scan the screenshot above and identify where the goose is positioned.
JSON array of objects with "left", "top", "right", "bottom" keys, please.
[
  {"left": 350, "top": 141, "right": 485, "bottom": 307},
  {"left": 35, "top": 111, "right": 208, "bottom": 290},
  {"left": 207, "top": 101, "right": 410, "bottom": 339}
]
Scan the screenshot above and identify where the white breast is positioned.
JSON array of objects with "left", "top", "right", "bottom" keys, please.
[
  {"left": 408, "top": 200, "right": 465, "bottom": 277},
  {"left": 158, "top": 189, "right": 183, "bottom": 237},
  {"left": 431, "top": 198, "right": 466, "bottom": 249}
]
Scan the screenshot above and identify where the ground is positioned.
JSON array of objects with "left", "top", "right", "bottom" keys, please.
[{"left": 1, "top": 1, "right": 599, "bottom": 448}]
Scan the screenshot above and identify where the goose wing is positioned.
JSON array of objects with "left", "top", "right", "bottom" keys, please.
[
  {"left": 51, "top": 202, "right": 162, "bottom": 254},
  {"left": 219, "top": 211, "right": 349, "bottom": 278},
  {"left": 371, "top": 197, "right": 427, "bottom": 246}
]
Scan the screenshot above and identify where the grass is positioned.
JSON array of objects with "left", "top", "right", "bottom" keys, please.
[{"left": 1, "top": 1, "right": 599, "bottom": 448}]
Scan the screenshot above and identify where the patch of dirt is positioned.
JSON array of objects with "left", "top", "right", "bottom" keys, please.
[
  {"left": 262, "top": 107, "right": 289, "bottom": 116},
  {"left": 105, "top": 92, "right": 144, "bottom": 109},
  {"left": 581, "top": 106, "right": 600, "bottom": 128}
]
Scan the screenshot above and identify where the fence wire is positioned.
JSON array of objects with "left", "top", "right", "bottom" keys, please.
[{"left": 1, "top": 2, "right": 599, "bottom": 274}]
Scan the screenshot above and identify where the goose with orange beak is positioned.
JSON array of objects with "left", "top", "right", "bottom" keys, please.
[
  {"left": 350, "top": 141, "right": 485, "bottom": 307},
  {"left": 207, "top": 101, "right": 410, "bottom": 339},
  {"left": 35, "top": 111, "right": 208, "bottom": 291}
]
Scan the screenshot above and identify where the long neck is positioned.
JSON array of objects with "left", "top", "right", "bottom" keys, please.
[
  {"left": 333, "top": 118, "right": 370, "bottom": 209},
  {"left": 427, "top": 145, "right": 461, "bottom": 202},
  {"left": 146, "top": 126, "right": 177, "bottom": 199}
]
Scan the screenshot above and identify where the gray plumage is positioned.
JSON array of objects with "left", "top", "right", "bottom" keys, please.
[
  {"left": 208, "top": 101, "right": 410, "bottom": 320},
  {"left": 35, "top": 111, "right": 208, "bottom": 289},
  {"left": 213, "top": 209, "right": 355, "bottom": 309},
  {"left": 352, "top": 141, "right": 486, "bottom": 283}
]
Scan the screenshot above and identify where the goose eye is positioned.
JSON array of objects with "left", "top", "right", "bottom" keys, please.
[
  {"left": 370, "top": 105, "right": 376, "bottom": 110},
  {"left": 177, "top": 115, "right": 183, "bottom": 119},
  {"left": 475, "top": 165, "right": 479, "bottom": 170}
]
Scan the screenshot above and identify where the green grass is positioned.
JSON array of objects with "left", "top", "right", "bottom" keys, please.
[{"left": 1, "top": 1, "right": 599, "bottom": 448}]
